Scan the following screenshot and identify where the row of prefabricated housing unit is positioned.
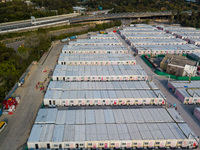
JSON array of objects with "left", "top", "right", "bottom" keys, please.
[
  {"left": 44, "top": 81, "right": 165, "bottom": 107},
  {"left": 52, "top": 65, "right": 148, "bottom": 81},
  {"left": 157, "top": 25, "right": 200, "bottom": 46},
  {"left": 27, "top": 108, "right": 198, "bottom": 149},
  {"left": 58, "top": 53, "right": 136, "bottom": 65},
  {"left": 28, "top": 29, "right": 198, "bottom": 149},
  {"left": 119, "top": 25, "right": 200, "bottom": 55},
  {"left": 168, "top": 80, "right": 200, "bottom": 104},
  {"left": 62, "top": 45, "right": 129, "bottom": 54}
]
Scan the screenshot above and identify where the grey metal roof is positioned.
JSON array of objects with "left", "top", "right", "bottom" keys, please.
[
  {"left": 29, "top": 108, "right": 198, "bottom": 144},
  {"left": 52, "top": 125, "right": 65, "bottom": 142}
]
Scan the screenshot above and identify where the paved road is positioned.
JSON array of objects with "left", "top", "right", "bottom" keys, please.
[
  {"left": 6, "top": 40, "right": 24, "bottom": 51},
  {"left": 116, "top": 32, "right": 200, "bottom": 143},
  {"left": 0, "top": 41, "right": 65, "bottom": 150}
]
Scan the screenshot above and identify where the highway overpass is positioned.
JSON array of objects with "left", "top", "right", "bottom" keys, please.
[{"left": 0, "top": 11, "right": 191, "bottom": 34}]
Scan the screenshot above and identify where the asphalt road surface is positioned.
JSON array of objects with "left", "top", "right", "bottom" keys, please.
[{"left": 0, "top": 41, "right": 65, "bottom": 150}]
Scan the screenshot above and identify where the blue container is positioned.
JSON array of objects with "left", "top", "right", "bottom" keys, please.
[
  {"left": 0, "top": 104, "right": 2, "bottom": 116},
  {"left": 99, "top": 7, "right": 102, "bottom": 10},
  {"left": 70, "top": 36, "right": 77, "bottom": 39}
]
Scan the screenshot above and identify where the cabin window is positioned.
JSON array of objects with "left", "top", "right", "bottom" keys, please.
[
  {"left": 156, "top": 142, "right": 159, "bottom": 145},
  {"left": 80, "top": 144, "right": 84, "bottom": 146},
  {"left": 127, "top": 100, "right": 130, "bottom": 102},
  {"left": 78, "top": 100, "right": 81, "bottom": 103},
  {"left": 47, "top": 143, "right": 50, "bottom": 149},
  {"left": 56, "top": 77, "right": 59, "bottom": 81},
  {"left": 54, "top": 144, "right": 58, "bottom": 147},
  {"left": 133, "top": 143, "right": 137, "bottom": 145},
  {"left": 111, "top": 143, "right": 115, "bottom": 146},
  {"left": 144, "top": 142, "right": 148, "bottom": 145},
  {"left": 135, "top": 100, "right": 138, "bottom": 102},
  {"left": 103, "top": 100, "right": 105, "bottom": 102},
  {"left": 62, "top": 101, "right": 65, "bottom": 103},
  {"left": 119, "top": 100, "right": 122, "bottom": 102},
  {"left": 66, "top": 144, "right": 69, "bottom": 146},
  {"left": 143, "top": 100, "right": 146, "bottom": 102},
  {"left": 189, "top": 141, "right": 193, "bottom": 144},
  {"left": 53, "top": 101, "right": 55, "bottom": 105},
  {"left": 88, "top": 143, "right": 92, "bottom": 146},
  {"left": 186, "top": 99, "right": 189, "bottom": 101},
  {"left": 122, "top": 143, "right": 126, "bottom": 145},
  {"left": 49, "top": 101, "right": 52, "bottom": 105},
  {"left": 35, "top": 144, "right": 39, "bottom": 149},
  {"left": 178, "top": 141, "right": 182, "bottom": 144},
  {"left": 167, "top": 142, "right": 171, "bottom": 145},
  {"left": 100, "top": 143, "right": 104, "bottom": 146}
]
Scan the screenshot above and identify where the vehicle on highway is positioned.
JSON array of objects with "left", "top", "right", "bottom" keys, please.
[{"left": 0, "top": 121, "right": 7, "bottom": 133}]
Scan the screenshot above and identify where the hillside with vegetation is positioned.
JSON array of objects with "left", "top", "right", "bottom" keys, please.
[{"left": 0, "top": 0, "right": 199, "bottom": 23}]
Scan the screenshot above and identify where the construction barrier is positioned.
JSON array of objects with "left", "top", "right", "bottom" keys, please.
[{"left": 141, "top": 55, "right": 200, "bottom": 80}]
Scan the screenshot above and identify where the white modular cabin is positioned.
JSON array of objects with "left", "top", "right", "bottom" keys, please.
[
  {"left": 61, "top": 45, "right": 128, "bottom": 54},
  {"left": 52, "top": 65, "right": 148, "bottom": 82},
  {"left": 69, "top": 39, "right": 122, "bottom": 46},
  {"left": 58, "top": 53, "right": 136, "bottom": 65},
  {"left": 194, "top": 107, "right": 200, "bottom": 122},
  {"left": 168, "top": 81, "right": 200, "bottom": 104},
  {"left": 133, "top": 44, "right": 200, "bottom": 55},
  {"left": 28, "top": 108, "right": 199, "bottom": 149},
  {"left": 43, "top": 89, "right": 165, "bottom": 107},
  {"left": 128, "top": 38, "right": 188, "bottom": 47}
]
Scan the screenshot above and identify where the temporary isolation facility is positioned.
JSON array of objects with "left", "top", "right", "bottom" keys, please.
[
  {"left": 44, "top": 81, "right": 165, "bottom": 106},
  {"left": 61, "top": 45, "right": 128, "bottom": 54},
  {"left": 52, "top": 65, "right": 148, "bottom": 81},
  {"left": 57, "top": 53, "right": 136, "bottom": 65},
  {"left": 27, "top": 108, "right": 198, "bottom": 149},
  {"left": 168, "top": 81, "right": 200, "bottom": 104},
  {"left": 133, "top": 44, "right": 200, "bottom": 55}
]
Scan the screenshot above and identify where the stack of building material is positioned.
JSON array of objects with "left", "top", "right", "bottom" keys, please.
[{"left": 168, "top": 81, "right": 200, "bottom": 104}]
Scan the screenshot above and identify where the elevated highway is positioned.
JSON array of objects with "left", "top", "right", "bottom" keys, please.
[{"left": 0, "top": 11, "right": 192, "bottom": 34}]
